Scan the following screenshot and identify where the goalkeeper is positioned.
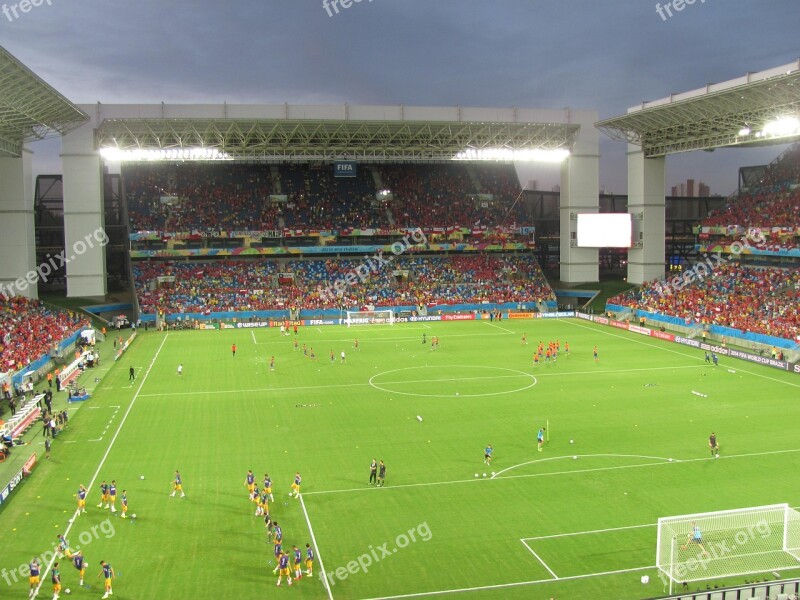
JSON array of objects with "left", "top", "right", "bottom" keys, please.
[{"left": 682, "top": 522, "right": 710, "bottom": 556}]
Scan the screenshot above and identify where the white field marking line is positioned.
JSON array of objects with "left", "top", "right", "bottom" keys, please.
[
  {"left": 533, "top": 364, "right": 706, "bottom": 377},
  {"left": 251, "top": 330, "right": 257, "bottom": 345},
  {"left": 252, "top": 331, "right": 510, "bottom": 345},
  {"left": 317, "top": 328, "right": 323, "bottom": 333},
  {"left": 34, "top": 334, "right": 170, "bottom": 599},
  {"left": 491, "top": 453, "right": 672, "bottom": 479},
  {"left": 303, "top": 447, "right": 800, "bottom": 497},
  {"left": 422, "top": 323, "right": 432, "bottom": 329},
  {"left": 485, "top": 321, "right": 514, "bottom": 334},
  {"left": 563, "top": 319, "right": 800, "bottom": 389},
  {"left": 139, "top": 381, "right": 370, "bottom": 397},
  {"left": 519, "top": 539, "right": 559, "bottom": 579},
  {"left": 377, "top": 373, "right": 533, "bottom": 385},
  {"left": 523, "top": 521, "right": 655, "bottom": 542},
  {"left": 358, "top": 564, "right": 654, "bottom": 600},
  {"left": 299, "top": 494, "right": 334, "bottom": 600}
]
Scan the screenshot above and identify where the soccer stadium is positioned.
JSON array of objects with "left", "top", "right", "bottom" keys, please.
[{"left": 1, "top": 8, "right": 800, "bottom": 600}]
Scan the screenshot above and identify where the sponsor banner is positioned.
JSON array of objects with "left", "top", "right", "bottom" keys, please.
[
  {"left": 540, "top": 311, "right": 577, "bottom": 319},
  {"left": 198, "top": 323, "right": 219, "bottom": 330},
  {"left": 699, "top": 343, "right": 729, "bottom": 356},
  {"left": 235, "top": 321, "right": 272, "bottom": 329},
  {"left": 593, "top": 316, "right": 610, "bottom": 325},
  {"left": 728, "top": 348, "right": 789, "bottom": 370},
  {"left": 508, "top": 312, "right": 536, "bottom": 319},
  {"left": 675, "top": 336, "right": 701, "bottom": 348},
  {"left": 409, "top": 316, "right": 442, "bottom": 323},
  {"left": 442, "top": 314, "right": 475, "bottom": 321},
  {"left": 304, "top": 319, "right": 338, "bottom": 326},
  {"left": 22, "top": 452, "right": 37, "bottom": 476},
  {"left": 113, "top": 332, "right": 137, "bottom": 361},
  {"left": 650, "top": 330, "right": 675, "bottom": 342},
  {"left": 793, "top": 363, "right": 800, "bottom": 374},
  {"left": 576, "top": 312, "right": 594, "bottom": 322},
  {"left": 0, "top": 461, "right": 30, "bottom": 506},
  {"left": 628, "top": 325, "right": 651, "bottom": 336},
  {"left": 334, "top": 161, "right": 357, "bottom": 178},
  {"left": 610, "top": 320, "right": 629, "bottom": 330},
  {"left": 220, "top": 323, "right": 236, "bottom": 329}
]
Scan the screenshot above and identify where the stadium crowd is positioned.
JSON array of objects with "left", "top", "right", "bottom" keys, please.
[
  {"left": 610, "top": 263, "right": 800, "bottom": 341},
  {"left": 699, "top": 145, "right": 800, "bottom": 252},
  {"left": 133, "top": 255, "right": 554, "bottom": 314},
  {"left": 124, "top": 162, "right": 527, "bottom": 234},
  {"left": 0, "top": 297, "right": 89, "bottom": 372}
]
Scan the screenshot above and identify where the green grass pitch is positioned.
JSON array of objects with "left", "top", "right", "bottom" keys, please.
[{"left": 2, "top": 318, "right": 800, "bottom": 599}]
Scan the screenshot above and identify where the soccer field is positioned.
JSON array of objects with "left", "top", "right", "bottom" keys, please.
[{"left": 3, "top": 318, "right": 800, "bottom": 599}]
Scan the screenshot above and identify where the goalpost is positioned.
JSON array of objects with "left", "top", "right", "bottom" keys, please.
[
  {"left": 656, "top": 504, "right": 800, "bottom": 593},
  {"left": 344, "top": 309, "right": 395, "bottom": 327}
]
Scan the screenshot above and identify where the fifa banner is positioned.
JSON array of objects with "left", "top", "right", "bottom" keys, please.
[
  {"left": 334, "top": 161, "right": 357, "bottom": 178},
  {"left": 576, "top": 313, "right": 794, "bottom": 373},
  {"left": 0, "top": 453, "right": 36, "bottom": 507}
]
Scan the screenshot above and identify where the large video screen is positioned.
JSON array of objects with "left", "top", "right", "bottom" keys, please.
[{"left": 576, "top": 213, "right": 632, "bottom": 248}]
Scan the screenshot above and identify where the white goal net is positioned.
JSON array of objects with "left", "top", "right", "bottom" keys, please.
[
  {"left": 344, "top": 310, "right": 395, "bottom": 327},
  {"left": 656, "top": 503, "right": 800, "bottom": 586}
]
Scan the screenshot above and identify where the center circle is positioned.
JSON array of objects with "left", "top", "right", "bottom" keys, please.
[{"left": 369, "top": 365, "right": 537, "bottom": 398}]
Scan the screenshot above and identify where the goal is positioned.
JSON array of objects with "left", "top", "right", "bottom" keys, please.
[
  {"left": 344, "top": 309, "right": 395, "bottom": 327},
  {"left": 656, "top": 504, "right": 800, "bottom": 591}
]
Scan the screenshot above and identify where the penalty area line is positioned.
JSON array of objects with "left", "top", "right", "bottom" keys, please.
[
  {"left": 357, "top": 564, "right": 655, "bottom": 599},
  {"left": 520, "top": 539, "right": 559, "bottom": 579}
]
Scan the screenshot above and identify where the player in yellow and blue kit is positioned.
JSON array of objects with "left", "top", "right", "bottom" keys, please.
[
  {"left": 171, "top": 470, "right": 185, "bottom": 497},
  {"left": 484, "top": 444, "right": 493, "bottom": 465},
  {"left": 244, "top": 470, "right": 255, "bottom": 497},
  {"left": 97, "top": 481, "right": 109, "bottom": 508},
  {"left": 305, "top": 543, "right": 314, "bottom": 576},
  {"left": 263, "top": 474, "right": 274, "bottom": 502},
  {"left": 77, "top": 484, "right": 87, "bottom": 514},
  {"left": 57, "top": 534, "right": 73, "bottom": 558},
  {"left": 120, "top": 490, "right": 128, "bottom": 518},
  {"left": 98, "top": 560, "right": 114, "bottom": 599},
  {"left": 72, "top": 551, "right": 87, "bottom": 586},
  {"left": 108, "top": 480, "right": 117, "bottom": 512},
  {"left": 292, "top": 545, "right": 303, "bottom": 579},
  {"left": 271, "top": 522, "right": 283, "bottom": 562},
  {"left": 51, "top": 562, "right": 61, "bottom": 598},
  {"left": 290, "top": 472, "right": 301, "bottom": 498},
  {"left": 28, "top": 558, "right": 40, "bottom": 597},
  {"left": 276, "top": 552, "right": 293, "bottom": 586}
]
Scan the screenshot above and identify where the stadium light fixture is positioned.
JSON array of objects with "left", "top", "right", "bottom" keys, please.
[
  {"left": 737, "top": 127, "right": 751, "bottom": 137},
  {"left": 760, "top": 116, "right": 800, "bottom": 138},
  {"left": 98, "top": 147, "right": 231, "bottom": 161},
  {"left": 452, "top": 148, "right": 570, "bottom": 163}
]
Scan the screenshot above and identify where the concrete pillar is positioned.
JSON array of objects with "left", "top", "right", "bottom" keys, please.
[
  {"left": 61, "top": 123, "right": 107, "bottom": 298},
  {"left": 0, "top": 150, "right": 37, "bottom": 299},
  {"left": 627, "top": 148, "right": 665, "bottom": 284},
  {"left": 560, "top": 117, "right": 600, "bottom": 283}
]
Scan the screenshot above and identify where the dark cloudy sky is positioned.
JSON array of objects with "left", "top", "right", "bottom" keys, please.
[{"left": 2, "top": 0, "right": 797, "bottom": 195}]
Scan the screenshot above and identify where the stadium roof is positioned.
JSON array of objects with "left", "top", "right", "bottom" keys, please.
[
  {"left": 596, "top": 60, "right": 800, "bottom": 157},
  {"left": 0, "top": 45, "right": 89, "bottom": 157},
  {"left": 90, "top": 104, "right": 585, "bottom": 162}
]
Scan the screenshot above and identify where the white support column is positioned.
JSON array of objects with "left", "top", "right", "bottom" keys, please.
[
  {"left": 0, "top": 150, "right": 37, "bottom": 299},
  {"left": 61, "top": 123, "right": 107, "bottom": 298},
  {"left": 560, "top": 113, "right": 599, "bottom": 283},
  {"left": 627, "top": 147, "right": 665, "bottom": 285}
]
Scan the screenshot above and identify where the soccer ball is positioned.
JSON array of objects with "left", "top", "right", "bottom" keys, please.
[
  {"left": 491, "top": 472, "right": 495, "bottom": 477},
  {"left": 569, "top": 439, "right": 574, "bottom": 444},
  {"left": 65, "top": 589, "right": 71, "bottom": 595},
  {"left": 482, "top": 473, "right": 486, "bottom": 477},
  {"left": 131, "top": 514, "right": 136, "bottom": 519},
  {"left": 140, "top": 475, "right": 145, "bottom": 480},
  {"left": 474, "top": 473, "right": 478, "bottom": 477},
  {"left": 573, "top": 456, "right": 577, "bottom": 460}
]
